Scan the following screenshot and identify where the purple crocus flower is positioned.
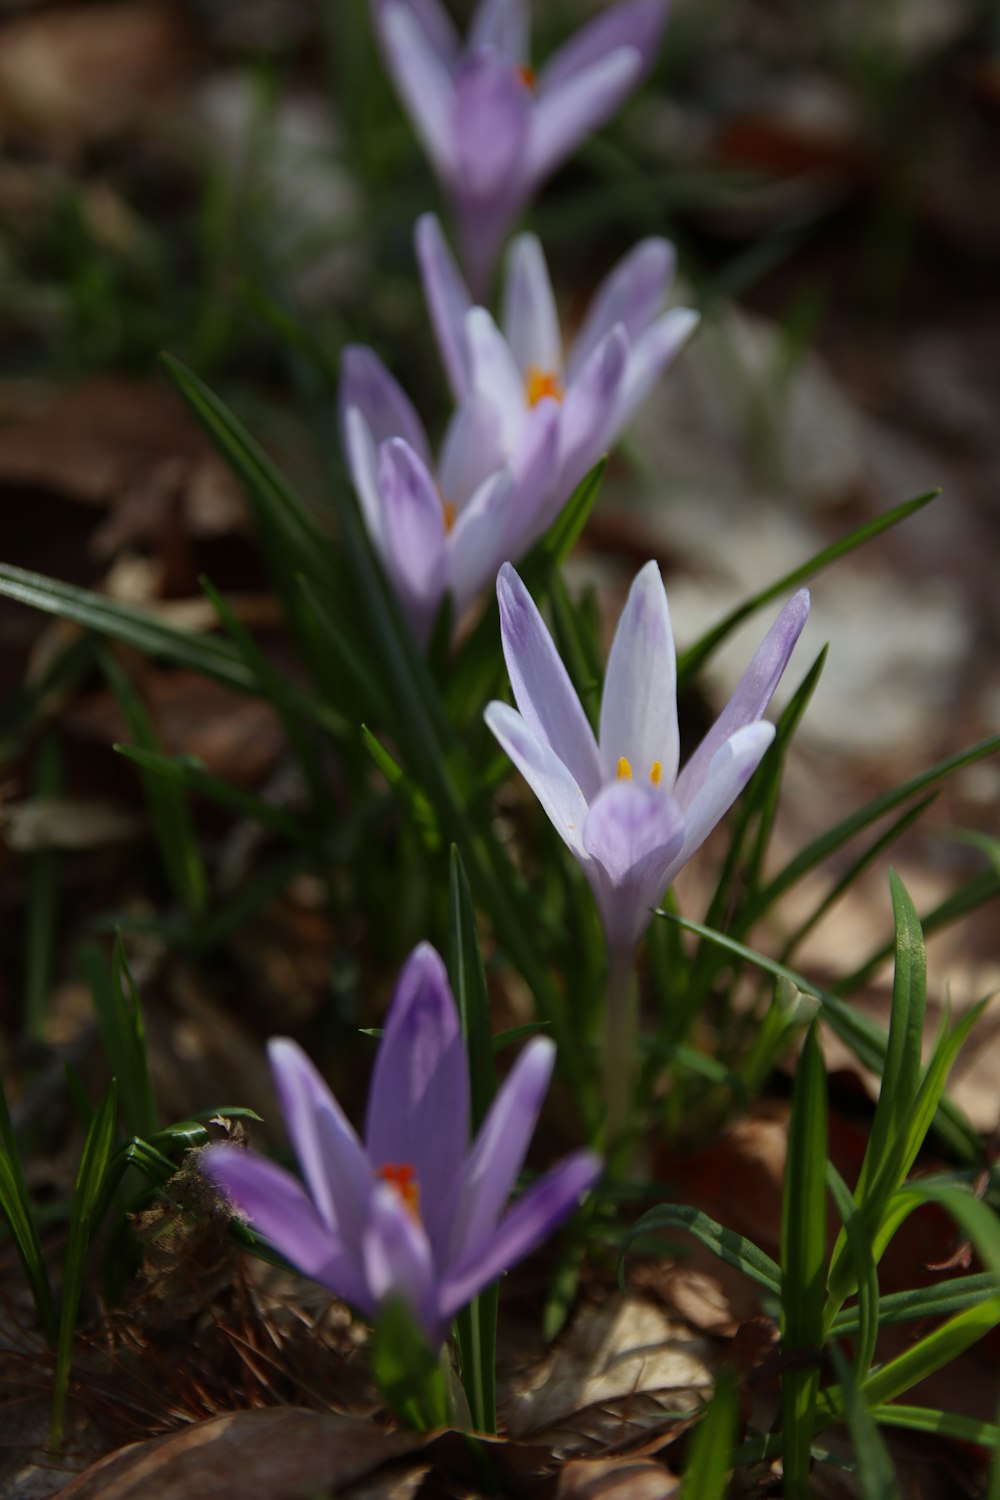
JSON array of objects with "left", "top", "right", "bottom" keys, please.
[
  {"left": 203, "top": 943, "right": 600, "bottom": 1350},
  {"left": 340, "top": 345, "right": 560, "bottom": 642},
  {"left": 371, "top": 0, "right": 668, "bottom": 291},
  {"left": 416, "top": 213, "right": 698, "bottom": 533},
  {"left": 485, "top": 562, "right": 810, "bottom": 956}
]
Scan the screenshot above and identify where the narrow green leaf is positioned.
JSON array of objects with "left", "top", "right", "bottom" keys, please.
[
  {"left": 837, "top": 868, "right": 1000, "bottom": 995},
  {"left": 114, "top": 746, "right": 313, "bottom": 846},
  {"left": 829, "top": 1347, "right": 898, "bottom": 1500},
  {"left": 620, "top": 1204, "right": 781, "bottom": 1297},
  {"left": 871, "top": 1404, "right": 1000, "bottom": 1448},
  {"left": 826, "top": 1164, "right": 878, "bottom": 1380},
  {"left": 532, "top": 459, "right": 606, "bottom": 569},
  {"left": 51, "top": 1081, "right": 118, "bottom": 1447},
  {"left": 677, "top": 489, "right": 940, "bottom": 683},
  {"left": 79, "top": 936, "right": 157, "bottom": 1140},
  {"left": 0, "top": 1076, "right": 56, "bottom": 1343},
  {"left": 361, "top": 725, "right": 440, "bottom": 850},
  {"left": 24, "top": 733, "right": 62, "bottom": 1039},
  {"left": 372, "top": 1297, "right": 451, "bottom": 1431},
  {"left": 681, "top": 1370, "right": 737, "bottom": 1500},
  {"left": 780, "top": 1024, "right": 828, "bottom": 1499},
  {"left": 491, "top": 1022, "right": 550, "bottom": 1053},
  {"left": 832, "top": 1272, "right": 997, "bottom": 1337},
  {"left": 857, "top": 1297, "right": 1000, "bottom": 1410}
]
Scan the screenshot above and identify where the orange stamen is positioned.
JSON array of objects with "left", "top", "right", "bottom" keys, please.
[
  {"left": 525, "top": 366, "right": 564, "bottom": 408},
  {"left": 442, "top": 498, "right": 457, "bottom": 534},
  {"left": 378, "top": 1163, "right": 421, "bottom": 1221},
  {"left": 516, "top": 64, "right": 536, "bottom": 89}
]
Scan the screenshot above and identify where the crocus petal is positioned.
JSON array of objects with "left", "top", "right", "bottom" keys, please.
[
  {"left": 613, "top": 307, "right": 700, "bottom": 432},
  {"left": 362, "top": 1183, "right": 441, "bottom": 1346},
  {"left": 268, "top": 1038, "right": 373, "bottom": 1246},
  {"left": 339, "top": 345, "right": 431, "bottom": 464},
  {"left": 495, "top": 561, "right": 601, "bottom": 798},
  {"left": 484, "top": 702, "right": 590, "bottom": 860},
  {"left": 469, "top": 0, "right": 529, "bottom": 64},
  {"left": 365, "top": 944, "right": 469, "bottom": 1254},
  {"left": 438, "top": 395, "right": 507, "bottom": 510},
  {"left": 203, "top": 1146, "right": 370, "bottom": 1310},
  {"left": 377, "top": 439, "right": 448, "bottom": 639},
  {"left": 448, "top": 469, "right": 512, "bottom": 614},
  {"left": 343, "top": 407, "right": 385, "bottom": 553},
  {"left": 558, "top": 324, "right": 628, "bottom": 493},
  {"left": 568, "top": 237, "right": 675, "bottom": 380},
  {"left": 598, "top": 560, "right": 679, "bottom": 788},
  {"left": 582, "top": 779, "right": 685, "bottom": 950},
  {"left": 415, "top": 213, "right": 473, "bottom": 402},
  {"left": 501, "top": 234, "right": 562, "bottom": 377},
  {"left": 539, "top": 0, "right": 667, "bottom": 94},
  {"left": 379, "top": 2, "right": 457, "bottom": 178},
  {"left": 526, "top": 47, "right": 642, "bottom": 188},
  {"left": 466, "top": 307, "right": 529, "bottom": 452},
  {"left": 452, "top": 51, "right": 531, "bottom": 199},
  {"left": 371, "top": 0, "right": 459, "bottom": 65},
  {"left": 445, "top": 1037, "right": 555, "bottom": 1268},
  {"left": 441, "top": 1150, "right": 601, "bottom": 1321},
  {"left": 504, "top": 396, "right": 561, "bottom": 552},
  {"left": 660, "top": 722, "right": 775, "bottom": 889},
  {"left": 456, "top": 193, "right": 524, "bottom": 300},
  {"left": 674, "top": 591, "right": 810, "bottom": 809}
]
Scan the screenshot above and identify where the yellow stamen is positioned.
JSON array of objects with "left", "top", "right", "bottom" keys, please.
[
  {"left": 377, "top": 1162, "right": 421, "bottom": 1222},
  {"left": 525, "top": 366, "right": 564, "bottom": 408},
  {"left": 617, "top": 756, "right": 632, "bottom": 781},
  {"left": 442, "top": 498, "right": 457, "bottom": 534},
  {"left": 516, "top": 64, "right": 536, "bottom": 89},
  {"left": 650, "top": 760, "right": 662, "bottom": 785}
]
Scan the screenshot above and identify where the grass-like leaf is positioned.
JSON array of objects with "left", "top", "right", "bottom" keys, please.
[
  {"left": 620, "top": 1204, "right": 781, "bottom": 1296},
  {"left": 79, "top": 935, "right": 157, "bottom": 1139},
  {"left": 0, "top": 1076, "right": 56, "bottom": 1344},
  {"left": 871, "top": 1404, "right": 999, "bottom": 1448},
  {"left": 780, "top": 1023, "right": 828, "bottom": 1499},
  {"left": 831, "top": 1272, "right": 998, "bottom": 1336},
  {"left": 681, "top": 1371, "right": 737, "bottom": 1499},
  {"left": 829, "top": 1347, "right": 898, "bottom": 1500},
  {"left": 826, "top": 1164, "right": 878, "bottom": 1379},
  {"left": 51, "top": 1081, "right": 118, "bottom": 1447},
  {"left": 114, "top": 746, "right": 314, "bottom": 847},
  {"left": 24, "top": 734, "right": 63, "bottom": 1039}
]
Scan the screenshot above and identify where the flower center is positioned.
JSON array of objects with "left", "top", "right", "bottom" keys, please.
[
  {"left": 516, "top": 64, "right": 536, "bottom": 89},
  {"left": 525, "top": 366, "right": 563, "bottom": 408},
  {"left": 378, "top": 1162, "right": 421, "bottom": 1222},
  {"left": 618, "top": 756, "right": 663, "bottom": 786},
  {"left": 441, "top": 498, "right": 457, "bottom": 534}
]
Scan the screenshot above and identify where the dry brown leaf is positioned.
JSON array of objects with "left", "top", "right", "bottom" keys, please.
[
  {"left": 55, "top": 1407, "right": 425, "bottom": 1500},
  {"left": 0, "top": 797, "right": 140, "bottom": 852},
  {"left": 555, "top": 1454, "right": 679, "bottom": 1498}
]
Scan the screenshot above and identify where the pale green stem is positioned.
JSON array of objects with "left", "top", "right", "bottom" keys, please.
[{"left": 604, "top": 945, "right": 637, "bottom": 1144}]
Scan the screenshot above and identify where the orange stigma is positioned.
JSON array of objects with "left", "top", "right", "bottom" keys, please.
[
  {"left": 441, "top": 498, "right": 457, "bottom": 534},
  {"left": 525, "top": 366, "right": 564, "bottom": 408},
  {"left": 516, "top": 64, "right": 536, "bottom": 89},
  {"left": 378, "top": 1163, "right": 421, "bottom": 1221}
]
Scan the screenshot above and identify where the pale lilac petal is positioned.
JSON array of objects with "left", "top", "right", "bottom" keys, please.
[
  {"left": 526, "top": 48, "right": 643, "bottom": 188},
  {"left": 268, "top": 1039, "right": 373, "bottom": 1245},
  {"left": 484, "top": 702, "right": 590, "bottom": 860},
  {"left": 377, "top": 439, "right": 448, "bottom": 639},
  {"left": 582, "top": 779, "right": 684, "bottom": 949},
  {"left": 568, "top": 237, "right": 675, "bottom": 380},
  {"left": 466, "top": 308, "right": 528, "bottom": 453},
  {"left": 415, "top": 213, "right": 473, "bottom": 402},
  {"left": 445, "top": 1037, "right": 555, "bottom": 1268},
  {"left": 539, "top": 0, "right": 667, "bottom": 93},
  {"left": 613, "top": 307, "right": 700, "bottom": 432},
  {"left": 674, "top": 591, "right": 810, "bottom": 808},
  {"left": 661, "top": 723, "right": 775, "bottom": 888},
  {"left": 438, "top": 396, "right": 506, "bottom": 510},
  {"left": 495, "top": 561, "right": 601, "bottom": 798},
  {"left": 456, "top": 193, "right": 523, "bottom": 300},
  {"left": 371, "top": 0, "right": 459, "bottom": 65},
  {"left": 203, "top": 1146, "right": 371, "bottom": 1310},
  {"left": 598, "top": 561, "right": 679, "bottom": 788},
  {"left": 448, "top": 469, "right": 512, "bottom": 614},
  {"left": 440, "top": 1151, "right": 601, "bottom": 1320},
  {"left": 365, "top": 943, "right": 468, "bottom": 1253},
  {"left": 379, "top": 2, "right": 457, "bottom": 178},
  {"left": 339, "top": 345, "right": 431, "bottom": 463},
  {"left": 558, "top": 324, "right": 628, "bottom": 493},
  {"left": 469, "top": 0, "right": 529, "bottom": 64},
  {"left": 452, "top": 51, "right": 530, "bottom": 199},
  {"left": 504, "top": 397, "right": 561, "bottom": 552},
  {"left": 362, "top": 1184, "right": 441, "bottom": 1345},
  {"left": 342, "top": 407, "right": 385, "bottom": 552},
  {"left": 501, "top": 234, "right": 562, "bottom": 377}
]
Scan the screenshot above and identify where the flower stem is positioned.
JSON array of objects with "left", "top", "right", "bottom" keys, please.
[{"left": 604, "top": 945, "right": 637, "bottom": 1144}]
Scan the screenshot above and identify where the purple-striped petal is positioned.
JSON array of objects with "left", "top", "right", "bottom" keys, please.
[
  {"left": 504, "top": 396, "right": 561, "bottom": 552},
  {"left": 377, "top": 439, "right": 448, "bottom": 640},
  {"left": 469, "top": 0, "right": 529, "bottom": 64},
  {"left": 598, "top": 561, "right": 679, "bottom": 789},
  {"left": 438, "top": 395, "right": 506, "bottom": 510},
  {"left": 452, "top": 51, "right": 531, "bottom": 199},
  {"left": 582, "top": 779, "right": 684, "bottom": 950},
  {"left": 440, "top": 1150, "right": 601, "bottom": 1320},
  {"left": 268, "top": 1039, "right": 373, "bottom": 1246},
  {"left": 371, "top": 0, "right": 459, "bottom": 66},
  {"left": 667, "top": 722, "right": 775, "bottom": 883},
  {"left": 674, "top": 590, "right": 810, "bottom": 809},
  {"left": 526, "top": 47, "right": 642, "bottom": 188},
  {"left": 495, "top": 561, "right": 601, "bottom": 798},
  {"left": 539, "top": 0, "right": 666, "bottom": 94},
  {"left": 365, "top": 944, "right": 468, "bottom": 1254},
  {"left": 378, "top": 2, "right": 457, "bottom": 178},
  {"left": 448, "top": 468, "right": 512, "bottom": 613},
  {"left": 203, "top": 1146, "right": 371, "bottom": 1311},
  {"left": 501, "top": 234, "right": 562, "bottom": 378},
  {"left": 444, "top": 1037, "right": 555, "bottom": 1268},
  {"left": 613, "top": 307, "right": 700, "bottom": 432},
  {"left": 415, "top": 214, "right": 473, "bottom": 401},
  {"left": 558, "top": 324, "right": 628, "bottom": 493},
  {"left": 484, "top": 702, "right": 590, "bottom": 859},
  {"left": 466, "top": 308, "right": 528, "bottom": 452},
  {"left": 567, "top": 237, "right": 675, "bottom": 380},
  {"left": 339, "top": 345, "right": 431, "bottom": 463},
  {"left": 362, "top": 1183, "right": 441, "bottom": 1346}
]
